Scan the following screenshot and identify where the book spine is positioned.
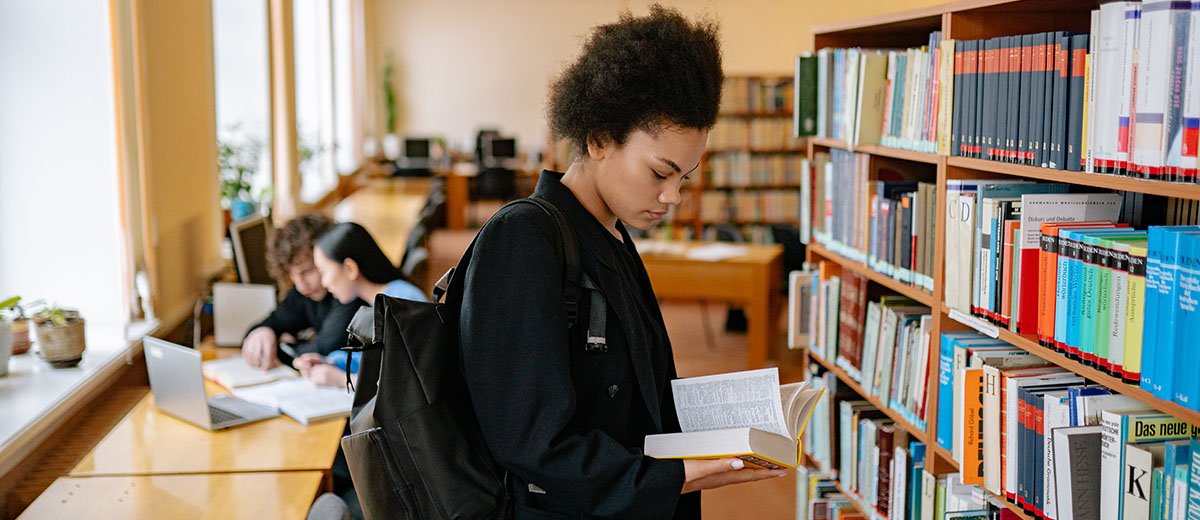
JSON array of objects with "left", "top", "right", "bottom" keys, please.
[
  {"left": 983, "top": 366, "right": 1004, "bottom": 495},
  {"left": 1122, "top": 245, "right": 1147, "bottom": 383},
  {"left": 1019, "top": 34, "right": 1035, "bottom": 164},
  {"left": 1099, "top": 412, "right": 1125, "bottom": 520},
  {"left": 937, "top": 335, "right": 956, "bottom": 451},
  {"left": 1051, "top": 32, "right": 1071, "bottom": 170},
  {"left": 1172, "top": 232, "right": 1200, "bottom": 409},
  {"left": 1067, "top": 34, "right": 1089, "bottom": 171},
  {"left": 1055, "top": 232, "right": 1078, "bottom": 354},
  {"left": 1107, "top": 245, "right": 1130, "bottom": 374},
  {"left": 1029, "top": 33, "right": 1048, "bottom": 166},
  {"left": 1188, "top": 439, "right": 1200, "bottom": 520},
  {"left": 1118, "top": 5, "right": 1141, "bottom": 173},
  {"left": 1032, "top": 392, "right": 1047, "bottom": 517},
  {"left": 1141, "top": 228, "right": 1164, "bottom": 394},
  {"left": 1078, "top": 239, "right": 1101, "bottom": 364},
  {"left": 962, "top": 368, "right": 986, "bottom": 485}
]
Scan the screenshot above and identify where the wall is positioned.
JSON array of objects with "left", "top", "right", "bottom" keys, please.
[
  {"left": 368, "top": 0, "right": 945, "bottom": 151},
  {"left": 0, "top": 1, "right": 128, "bottom": 326}
]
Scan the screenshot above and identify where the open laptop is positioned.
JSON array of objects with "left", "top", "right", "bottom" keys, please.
[
  {"left": 213, "top": 282, "right": 277, "bottom": 347},
  {"left": 144, "top": 337, "right": 279, "bottom": 430}
]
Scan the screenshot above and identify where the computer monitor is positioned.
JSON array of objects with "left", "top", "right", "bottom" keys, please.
[
  {"left": 230, "top": 215, "right": 274, "bottom": 285},
  {"left": 481, "top": 135, "right": 517, "bottom": 168},
  {"left": 395, "top": 137, "right": 434, "bottom": 176}
]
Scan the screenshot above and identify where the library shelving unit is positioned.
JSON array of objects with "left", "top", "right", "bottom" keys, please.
[
  {"left": 663, "top": 75, "right": 806, "bottom": 239},
  {"left": 792, "top": 1, "right": 1200, "bottom": 518}
]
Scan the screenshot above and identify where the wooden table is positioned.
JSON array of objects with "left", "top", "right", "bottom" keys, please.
[
  {"left": 70, "top": 380, "right": 346, "bottom": 479},
  {"left": 332, "top": 180, "right": 431, "bottom": 264},
  {"left": 20, "top": 472, "right": 323, "bottom": 520},
  {"left": 638, "top": 241, "right": 784, "bottom": 369}
]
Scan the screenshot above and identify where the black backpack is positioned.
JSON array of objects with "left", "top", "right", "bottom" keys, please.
[{"left": 339, "top": 196, "right": 606, "bottom": 519}]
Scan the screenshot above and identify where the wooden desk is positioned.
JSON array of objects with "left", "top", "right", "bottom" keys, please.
[
  {"left": 70, "top": 381, "right": 345, "bottom": 478},
  {"left": 20, "top": 472, "right": 322, "bottom": 520},
  {"left": 333, "top": 181, "right": 430, "bottom": 264},
  {"left": 638, "top": 241, "right": 784, "bottom": 369}
]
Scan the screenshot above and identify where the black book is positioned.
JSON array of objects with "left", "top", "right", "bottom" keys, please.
[
  {"left": 1065, "top": 33, "right": 1088, "bottom": 172},
  {"left": 952, "top": 40, "right": 964, "bottom": 156},
  {"left": 1051, "top": 32, "right": 1071, "bottom": 170},
  {"left": 991, "top": 200, "right": 1021, "bottom": 324},
  {"left": 981, "top": 37, "right": 998, "bottom": 160},
  {"left": 965, "top": 39, "right": 979, "bottom": 158},
  {"left": 1027, "top": 33, "right": 1048, "bottom": 167},
  {"left": 993, "top": 36, "right": 1011, "bottom": 162},
  {"left": 1018, "top": 34, "right": 1034, "bottom": 165},
  {"left": 1042, "top": 32, "right": 1066, "bottom": 168},
  {"left": 1006, "top": 35, "right": 1023, "bottom": 163},
  {"left": 900, "top": 193, "right": 914, "bottom": 274}
]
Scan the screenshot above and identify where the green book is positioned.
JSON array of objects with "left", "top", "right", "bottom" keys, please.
[
  {"left": 794, "top": 54, "right": 817, "bottom": 137},
  {"left": 1151, "top": 467, "right": 1164, "bottom": 520}
]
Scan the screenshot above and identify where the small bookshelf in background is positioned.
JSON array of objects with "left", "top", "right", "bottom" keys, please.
[
  {"left": 648, "top": 75, "right": 808, "bottom": 244},
  {"left": 786, "top": 2, "right": 1200, "bottom": 520}
]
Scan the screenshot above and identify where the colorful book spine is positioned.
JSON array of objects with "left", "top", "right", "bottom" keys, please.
[{"left": 1124, "top": 244, "right": 1148, "bottom": 384}]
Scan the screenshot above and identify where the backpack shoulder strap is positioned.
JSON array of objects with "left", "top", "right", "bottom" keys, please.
[{"left": 432, "top": 196, "right": 584, "bottom": 328}]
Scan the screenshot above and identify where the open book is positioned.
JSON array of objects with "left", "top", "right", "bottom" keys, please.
[
  {"left": 231, "top": 378, "right": 353, "bottom": 425},
  {"left": 202, "top": 356, "right": 298, "bottom": 389},
  {"left": 644, "top": 367, "right": 825, "bottom": 469}
]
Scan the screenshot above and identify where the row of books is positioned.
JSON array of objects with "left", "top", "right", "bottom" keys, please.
[
  {"left": 797, "top": 262, "right": 934, "bottom": 429},
  {"left": 706, "top": 152, "right": 806, "bottom": 188},
  {"left": 936, "top": 331, "right": 1200, "bottom": 520},
  {"left": 640, "top": 222, "right": 786, "bottom": 245},
  {"left": 698, "top": 190, "right": 800, "bottom": 224},
  {"left": 801, "top": 372, "right": 1026, "bottom": 520},
  {"left": 808, "top": 149, "right": 939, "bottom": 291},
  {"left": 806, "top": 32, "right": 948, "bottom": 153},
  {"left": 710, "top": 117, "right": 808, "bottom": 151},
  {"left": 720, "top": 76, "right": 793, "bottom": 114},
  {"left": 943, "top": 178, "right": 1200, "bottom": 410}
]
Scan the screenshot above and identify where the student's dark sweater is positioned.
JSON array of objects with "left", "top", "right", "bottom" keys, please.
[{"left": 248, "top": 289, "right": 362, "bottom": 357}]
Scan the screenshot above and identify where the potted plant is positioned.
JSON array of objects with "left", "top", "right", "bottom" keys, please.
[
  {"left": 1, "top": 296, "right": 31, "bottom": 355},
  {"left": 0, "top": 296, "right": 14, "bottom": 376},
  {"left": 32, "top": 306, "right": 86, "bottom": 368},
  {"left": 218, "top": 132, "right": 264, "bottom": 222}
]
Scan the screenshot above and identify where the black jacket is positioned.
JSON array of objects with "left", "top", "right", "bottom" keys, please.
[
  {"left": 247, "top": 289, "right": 362, "bottom": 357},
  {"left": 459, "top": 171, "right": 700, "bottom": 519}
]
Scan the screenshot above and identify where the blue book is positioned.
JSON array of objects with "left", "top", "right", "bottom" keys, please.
[
  {"left": 1143, "top": 226, "right": 1166, "bottom": 394},
  {"left": 1148, "top": 226, "right": 1200, "bottom": 400},
  {"left": 1172, "top": 231, "right": 1200, "bottom": 409},
  {"left": 1188, "top": 438, "right": 1200, "bottom": 520},
  {"left": 936, "top": 332, "right": 989, "bottom": 451},
  {"left": 1061, "top": 228, "right": 1130, "bottom": 358},
  {"left": 1066, "top": 386, "right": 1111, "bottom": 426},
  {"left": 909, "top": 441, "right": 926, "bottom": 520}
]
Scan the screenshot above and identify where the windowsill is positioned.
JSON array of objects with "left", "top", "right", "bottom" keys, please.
[{"left": 0, "top": 319, "right": 158, "bottom": 477}]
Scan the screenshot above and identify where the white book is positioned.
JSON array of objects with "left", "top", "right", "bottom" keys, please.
[
  {"left": 1131, "top": 0, "right": 1180, "bottom": 175},
  {"left": 945, "top": 193, "right": 976, "bottom": 313},
  {"left": 1160, "top": 4, "right": 1194, "bottom": 177},
  {"left": 1107, "top": 241, "right": 1133, "bottom": 370},
  {"left": 1181, "top": 6, "right": 1200, "bottom": 179},
  {"left": 1043, "top": 391, "right": 1072, "bottom": 520},
  {"left": 860, "top": 301, "right": 883, "bottom": 387},
  {"left": 1085, "top": 9, "right": 1100, "bottom": 173},
  {"left": 1093, "top": 3, "right": 1139, "bottom": 170},
  {"left": 646, "top": 368, "right": 825, "bottom": 469},
  {"left": 818, "top": 48, "right": 831, "bottom": 138},
  {"left": 787, "top": 270, "right": 816, "bottom": 350},
  {"left": 1118, "top": 3, "right": 1141, "bottom": 169},
  {"left": 202, "top": 356, "right": 298, "bottom": 389},
  {"left": 232, "top": 378, "right": 352, "bottom": 425},
  {"left": 843, "top": 49, "right": 862, "bottom": 141},
  {"left": 891, "top": 445, "right": 908, "bottom": 518},
  {"left": 1123, "top": 443, "right": 1165, "bottom": 520},
  {"left": 920, "top": 469, "right": 937, "bottom": 520},
  {"left": 1075, "top": 392, "right": 1142, "bottom": 426},
  {"left": 800, "top": 158, "right": 812, "bottom": 245}
]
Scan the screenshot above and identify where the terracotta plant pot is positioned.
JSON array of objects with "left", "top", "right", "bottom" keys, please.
[
  {"left": 11, "top": 318, "right": 30, "bottom": 355},
  {"left": 34, "top": 316, "right": 86, "bottom": 368}
]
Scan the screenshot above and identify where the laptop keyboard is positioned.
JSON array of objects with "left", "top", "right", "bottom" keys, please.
[{"left": 209, "top": 406, "right": 245, "bottom": 425}]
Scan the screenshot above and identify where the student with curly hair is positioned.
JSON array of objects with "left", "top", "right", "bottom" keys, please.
[
  {"left": 458, "top": 6, "right": 784, "bottom": 518},
  {"left": 241, "top": 213, "right": 362, "bottom": 369}
]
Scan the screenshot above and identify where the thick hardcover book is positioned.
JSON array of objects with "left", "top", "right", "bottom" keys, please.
[
  {"left": 1018, "top": 34, "right": 1035, "bottom": 164},
  {"left": 795, "top": 54, "right": 818, "bottom": 137},
  {"left": 1143, "top": 226, "right": 1200, "bottom": 400},
  {"left": 1052, "top": 425, "right": 1104, "bottom": 520},
  {"left": 982, "top": 38, "right": 998, "bottom": 160},
  {"left": 837, "top": 271, "right": 869, "bottom": 373},
  {"left": 991, "top": 36, "right": 1009, "bottom": 161},
  {"left": 1038, "top": 222, "right": 1122, "bottom": 347},
  {"left": 1172, "top": 232, "right": 1200, "bottom": 409},
  {"left": 967, "top": 39, "right": 981, "bottom": 157},
  {"left": 1066, "top": 34, "right": 1088, "bottom": 171},
  {"left": 1049, "top": 32, "right": 1070, "bottom": 169},
  {"left": 952, "top": 41, "right": 965, "bottom": 156},
  {"left": 1122, "top": 244, "right": 1148, "bottom": 384},
  {"left": 876, "top": 424, "right": 895, "bottom": 517},
  {"left": 1028, "top": 33, "right": 1049, "bottom": 166}
]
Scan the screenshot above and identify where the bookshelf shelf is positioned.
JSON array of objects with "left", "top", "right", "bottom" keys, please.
[
  {"left": 941, "top": 305, "right": 1200, "bottom": 428},
  {"left": 717, "top": 111, "right": 792, "bottom": 118},
  {"left": 807, "top": 350, "right": 931, "bottom": 447},
  {"left": 705, "top": 148, "right": 805, "bottom": 155},
  {"left": 808, "top": 242, "right": 936, "bottom": 307},
  {"left": 705, "top": 184, "right": 802, "bottom": 190},
  {"left": 946, "top": 156, "right": 1200, "bottom": 201},
  {"left": 809, "top": 137, "right": 940, "bottom": 164}
]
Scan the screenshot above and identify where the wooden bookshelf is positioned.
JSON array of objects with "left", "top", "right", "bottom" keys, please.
[
  {"left": 808, "top": 242, "right": 935, "bottom": 306},
  {"left": 796, "top": 0, "right": 1200, "bottom": 516},
  {"left": 809, "top": 137, "right": 941, "bottom": 165},
  {"left": 941, "top": 305, "right": 1200, "bottom": 428},
  {"left": 807, "top": 350, "right": 930, "bottom": 447},
  {"left": 717, "top": 110, "right": 793, "bottom": 118}
]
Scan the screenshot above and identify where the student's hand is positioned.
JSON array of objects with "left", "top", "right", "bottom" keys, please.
[
  {"left": 292, "top": 353, "right": 327, "bottom": 372},
  {"left": 302, "top": 364, "right": 347, "bottom": 388},
  {"left": 242, "top": 327, "right": 279, "bottom": 369},
  {"left": 680, "top": 458, "right": 787, "bottom": 494}
]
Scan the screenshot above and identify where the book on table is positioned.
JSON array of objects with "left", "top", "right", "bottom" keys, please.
[
  {"left": 201, "top": 356, "right": 298, "bottom": 389},
  {"left": 643, "top": 367, "right": 825, "bottom": 469},
  {"left": 231, "top": 378, "right": 352, "bottom": 425}
]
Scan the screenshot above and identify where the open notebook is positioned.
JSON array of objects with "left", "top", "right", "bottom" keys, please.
[
  {"left": 231, "top": 378, "right": 353, "bottom": 425},
  {"left": 644, "top": 367, "right": 825, "bottom": 469},
  {"left": 202, "top": 356, "right": 298, "bottom": 389}
]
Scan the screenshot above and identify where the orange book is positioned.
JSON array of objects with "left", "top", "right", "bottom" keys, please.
[
  {"left": 961, "top": 367, "right": 986, "bottom": 485},
  {"left": 1035, "top": 221, "right": 1119, "bottom": 347}
]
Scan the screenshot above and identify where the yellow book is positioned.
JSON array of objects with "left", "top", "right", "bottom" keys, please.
[
  {"left": 1122, "top": 244, "right": 1147, "bottom": 382},
  {"left": 644, "top": 368, "right": 825, "bottom": 469},
  {"left": 936, "top": 39, "right": 956, "bottom": 156}
]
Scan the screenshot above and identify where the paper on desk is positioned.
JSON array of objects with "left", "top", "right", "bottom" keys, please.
[
  {"left": 232, "top": 378, "right": 352, "bottom": 425},
  {"left": 670, "top": 367, "right": 790, "bottom": 437},
  {"left": 202, "top": 357, "right": 297, "bottom": 389},
  {"left": 684, "top": 243, "right": 748, "bottom": 261}
]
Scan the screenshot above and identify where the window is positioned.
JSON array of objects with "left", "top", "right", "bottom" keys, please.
[
  {"left": 213, "top": 0, "right": 272, "bottom": 215},
  {"left": 294, "top": 0, "right": 358, "bottom": 203}
]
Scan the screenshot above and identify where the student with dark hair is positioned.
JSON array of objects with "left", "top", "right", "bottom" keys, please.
[
  {"left": 300, "top": 221, "right": 425, "bottom": 386},
  {"left": 457, "top": 6, "right": 782, "bottom": 519},
  {"left": 241, "top": 213, "right": 362, "bottom": 369}
]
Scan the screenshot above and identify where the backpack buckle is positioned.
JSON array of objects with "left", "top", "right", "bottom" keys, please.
[{"left": 584, "top": 335, "right": 607, "bottom": 353}]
